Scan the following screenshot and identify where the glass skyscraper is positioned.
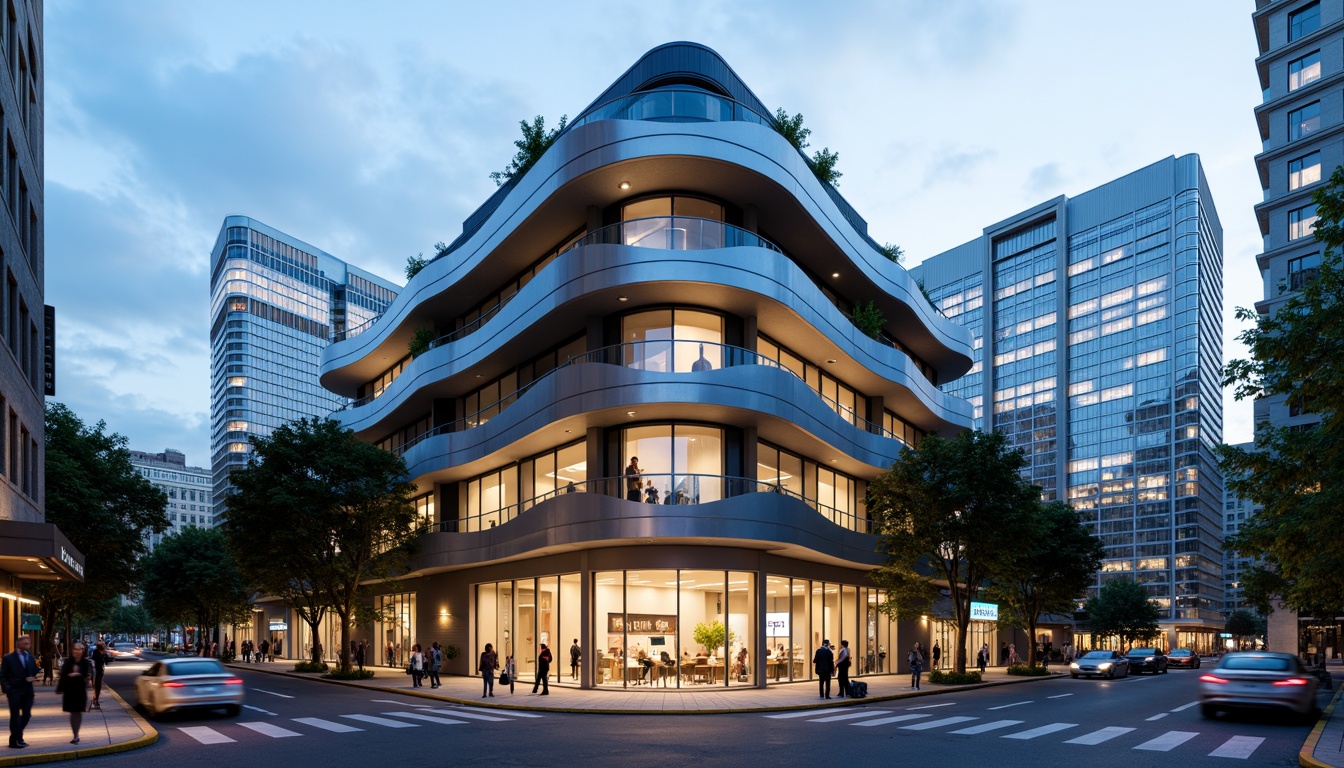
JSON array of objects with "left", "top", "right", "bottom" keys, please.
[
  {"left": 913, "top": 155, "right": 1226, "bottom": 651},
  {"left": 208, "top": 216, "right": 399, "bottom": 504}
]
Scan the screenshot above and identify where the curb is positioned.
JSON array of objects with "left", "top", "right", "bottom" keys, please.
[
  {"left": 0, "top": 687, "right": 159, "bottom": 767},
  {"left": 1301, "top": 684, "right": 1344, "bottom": 768},
  {"left": 226, "top": 661, "right": 1068, "bottom": 716}
]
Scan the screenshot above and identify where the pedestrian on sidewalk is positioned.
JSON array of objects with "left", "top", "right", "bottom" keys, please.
[
  {"left": 569, "top": 639, "right": 581, "bottom": 681},
  {"left": 356, "top": 641, "right": 366, "bottom": 671},
  {"left": 39, "top": 652, "right": 53, "bottom": 686},
  {"left": 260, "top": 639, "right": 270, "bottom": 663},
  {"left": 931, "top": 642, "right": 941, "bottom": 670},
  {"left": 90, "top": 641, "right": 111, "bottom": 710},
  {"left": 479, "top": 643, "right": 498, "bottom": 698},
  {"left": 836, "top": 640, "right": 851, "bottom": 697},
  {"left": 503, "top": 654, "right": 516, "bottom": 695},
  {"left": 56, "top": 641, "right": 92, "bottom": 745},
  {"left": 908, "top": 642, "right": 924, "bottom": 690},
  {"left": 2, "top": 635, "right": 39, "bottom": 749},
  {"left": 409, "top": 644, "right": 425, "bottom": 688},
  {"left": 532, "top": 643, "right": 552, "bottom": 695},
  {"left": 977, "top": 643, "right": 989, "bottom": 674},
  {"left": 427, "top": 642, "right": 443, "bottom": 688},
  {"left": 813, "top": 639, "right": 834, "bottom": 699}
]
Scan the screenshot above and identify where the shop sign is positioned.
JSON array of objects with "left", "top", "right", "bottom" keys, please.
[
  {"left": 608, "top": 613, "right": 677, "bottom": 634},
  {"left": 970, "top": 601, "right": 999, "bottom": 621},
  {"left": 269, "top": 620, "right": 288, "bottom": 631},
  {"left": 1219, "top": 633, "right": 1232, "bottom": 638},
  {"left": 21, "top": 613, "right": 40, "bottom": 631},
  {"left": 60, "top": 546, "right": 85, "bottom": 578},
  {"left": 766, "top": 612, "right": 790, "bottom": 637}
]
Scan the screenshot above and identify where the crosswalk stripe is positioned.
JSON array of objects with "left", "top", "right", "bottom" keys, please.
[
  {"left": 1003, "top": 722, "right": 1078, "bottom": 740},
  {"left": 178, "top": 726, "right": 235, "bottom": 744},
  {"left": 804, "top": 711, "right": 892, "bottom": 723},
  {"left": 1064, "top": 726, "right": 1135, "bottom": 745},
  {"left": 479, "top": 709, "right": 544, "bottom": 718},
  {"left": 423, "top": 708, "right": 513, "bottom": 722},
  {"left": 988, "top": 701, "right": 1031, "bottom": 710},
  {"left": 238, "top": 722, "right": 302, "bottom": 738},
  {"left": 383, "top": 711, "right": 470, "bottom": 725},
  {"left": 766, "top": 709, "right": 837, "bottom": 719},
  {"left": 901, "top": 716, "right": 978, "bottom": 731},
  {"left": 851, "top": 714, "right": 931, "bottom": 727},
  {"left": 906, "top": 702, "right": 955, "bottom": 710},
  {"left": 1133, "top": 730, "right": 1199, "bottom": 751},
  {"left": 1208, "top": 735, "right": 1264, "bottom": 759},
  {"left": 292, "top": 717, "right": 363, "bottom": 733},
  {"left": 1170, "top": 701, "right": 1200, "bottom": 712},
  {"left": 341, "top": 714, "right": 420, "bottom": 728},
  {"left": 1146, "top": 714, "right": 1168, "bottom": 721},
  {"left": 948, "top": 719, "right": 1024, "bottom": 735}
]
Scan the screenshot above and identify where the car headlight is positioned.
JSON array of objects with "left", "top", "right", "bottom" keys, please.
[
  {"left": 1070, "top": 662, "right": 1080, "bottom": 669},
  {"left": 1098, "top": 662, "right": 1112, "bottom": 670},
  {"left": 1145, "top": 656, "right": 1155, "bottom": 662}
]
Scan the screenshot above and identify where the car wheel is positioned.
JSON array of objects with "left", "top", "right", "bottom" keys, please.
[
  {"left": 1201, "top": 703, "right": 1218, "bottom": 719},
  {"left": 1108, "top": 669, "right": 1115, "bottom": 679},
  {"left": 1071, "top": 673, "right": 1078, "bottom": 679}
]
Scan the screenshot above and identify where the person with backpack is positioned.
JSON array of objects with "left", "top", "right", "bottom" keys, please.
[
  {"left": 908, "top": 642, "right": 925, "bottom": 690},
  {"left": 427, "top": 642, "right": 443, "bottom": 688},
  {"left": 532, "top": 643, "right": 552, "bottom": 695}
]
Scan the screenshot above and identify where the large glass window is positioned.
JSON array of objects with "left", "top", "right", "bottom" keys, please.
[
  {"left": 1289, "top": 2, "right": 1321, "bottom": 41},
  {"left": 757, "top": 441, "right": 867, "bottom": 532},
  {"left": 1289, "top": 203, "right": 1319, "bottom": 241},
  {"left": 757, "top": 335, "right": 867, "bottom": 427},
  {"left": 622, "top": 309, "right": 724, "bottom": 372},
  {"left": 375, "top": 593, "right": 417, "bottom": 668},
  {"left": 1289, "top": 151, "right": 1321, "bottom": 190},
  {"left": 1289, "top": 102, "right": 1321, "bottom": 140},
  {"left": 1289, "top": 252, "right": 1322, "bottom": 290},
  {"left": 1289, "top": 50, "right": 1322, "bottom": 91},
  {"left": 522, "top": 441, "right": 587, "bottom": 505},
  {"left": 477, "top": 576, "right": 580, "bottom": 687},
  {"left": 459, "top": 467, "right": 518, "bottom": 531},
  {"left": 624, "top": 425, "right": 723, "bottom": 505}
]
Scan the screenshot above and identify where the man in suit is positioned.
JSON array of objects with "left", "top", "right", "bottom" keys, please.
[
  {"left": 1, "top": 636, "right": 40, "bottom": 748},
  {"left": 813, "top": 639, "right": 835, "bottom": 699}
]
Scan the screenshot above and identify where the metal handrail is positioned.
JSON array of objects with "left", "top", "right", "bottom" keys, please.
[
  {"left": 568, "top": 88, "right": 772, "bottom": 132},
  {"left": 566, "top": 216, "right": 783, "bottom": 254},
  {"left": 420, "top": 473, "right": 871, "bottom": 535}
]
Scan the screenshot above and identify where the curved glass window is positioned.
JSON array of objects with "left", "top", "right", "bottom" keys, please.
[
  {"left": 622, "top": 196, "right": 724, "bottom": 223},
  {"left": 623, "top": 425, "right": 724, "bottom": 505},
  {"left": 622, "top": 309, "right": 724, "bottom": 373}
]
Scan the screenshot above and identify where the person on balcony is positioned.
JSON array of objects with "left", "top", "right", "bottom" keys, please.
[
  {"left": 625, "top": 457, "right": 642, "bottom": 501},
  {"left": 691, "top": 343, "right": 714, "bottom": 372}
]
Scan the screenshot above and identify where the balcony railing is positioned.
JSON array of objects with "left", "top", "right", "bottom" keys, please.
[
  {"left": 569, "top": 88, "right": 772, "bottom": 131},
  {"left": 422, "top": 473, "right": 871, "bottom": 535},
  {"left": 568, "top": 216, "right": 783, "bottom": 254}
]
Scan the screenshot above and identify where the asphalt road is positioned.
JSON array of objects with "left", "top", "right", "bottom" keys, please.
[{"left": 88, "top": 655, "right": 1326, "bottom": 768}]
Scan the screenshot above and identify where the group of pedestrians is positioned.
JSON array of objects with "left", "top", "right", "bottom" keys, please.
[
  {"left": 408, "top": 642, "right": 445, "bottom": 688},
  {"left": 239, "top": 638, "right": 273, "bottom": 663},
  {"left": 2, "top": 636, "right": 111, "bottom": 749},
  {"left": 476, "top": 641, "right": 554, "bottom": 697},
  {"left": 810, "top": 639, "right": 854, "bottom": 698}
]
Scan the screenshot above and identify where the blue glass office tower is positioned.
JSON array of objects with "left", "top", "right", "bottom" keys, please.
[
  {"left": 913, "top": 155, "right": 1226, "bottom": 652},
  {"left": 208, "top": 216, "right": 399, "bottom": 504}
]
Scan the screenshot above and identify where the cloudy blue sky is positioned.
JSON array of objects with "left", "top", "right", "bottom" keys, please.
[{"left": 44, "top": 0, "right": 1262, "bottom": 464}]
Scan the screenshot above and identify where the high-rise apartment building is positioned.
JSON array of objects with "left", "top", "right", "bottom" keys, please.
[
  {"left": 129, "top": 449, "right": 213, "bottom": 550},
  {"left": 0, "top": 0, "right": 85, "bottom": 654},
  {"left": 208, "top": 216, "right": 399, "bottom": 503},
  {"left": 913, "top": 155, "right": 1226, "bottom": 652},
  {"left": 1221, "top": 441, "right": 1261, "bottom": 620}
]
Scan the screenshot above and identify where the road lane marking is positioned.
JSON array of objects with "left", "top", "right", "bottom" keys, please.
[
  {"left": 424, "top": 708, "right": 513, "bottom": 722},
  {"left": 906, "top": 702, "right": 956, "bottom": 710},
  {"left": 988, "top": 701, "right": 1032, "bottom": 710},
  {"left": 341, "top": 714, "right": 419, "bottom": 728},
  {"left": 949, "top": 720, "right": 1024, "bottom": 735},
  {"left": 293, "top": 717, "right": 363, "bottom": 733},
  {"left": 1065, "top": 726, "right": 1135, "bottom": 745},
  {"left": 383, "top": 711, "right": 470, "bottom": 725},
  {"left": 243, "top": 705, "right": 277, "bottom": 716},
  {"left": 766, "top": 709, "right": 835, "bottom": 719},
  {"left": 1208, "top": 736, "right": 1264, "bottom": 759},
  {"left": 1047, "top": 694, "right": 1074, "bottom": 699},
  {"left": 900, "top": 716, "right": 978, "bottom": 731},
  {"left": 178, "top": 726, "right": 235, "bottom": 744},
  {"left": 851, "top": 714, "right": 931, "bottom": 727},
  {"left": 804, "top": 710, "right": 892, "bottom": 723},
  {"left": 1170, "top": 701, "right": 1200, "bottom": 712},
  {"left": 1145, "top": 713, "right": 1168, "bottom": 721},
  {"left": 238, "top": 722, "right": 302, "bottom": 738},
  {"left": 249, "top": 688, "right": 295, "bottom": 699},
  {"left": 1133, "top": 731, "right": 1199, "bottom": 751},
  {"left": 1003, "top": 723, "right": 1078, "bottom": 740},
  {"left": 371, "top": 698, "right": 431, "bottom": 708}
]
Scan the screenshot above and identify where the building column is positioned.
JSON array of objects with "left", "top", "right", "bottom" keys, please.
[
  {"left": 755, "top": 552, "right": 768, "bottom": 689},
  {"left": 586, "top": 427, "right": 604, "bottom": 496},
  {"left": 741, "top": 314, "right": 758, "bottom": 354},
  {"left": 743, "top": 204, "right": 758, "bottom": 234},
  {"left": 580, "top": 551, "right": 592, "bottom": 690},
  {"left": 867, "top": 395, "right": 885, "bottom": 436}
]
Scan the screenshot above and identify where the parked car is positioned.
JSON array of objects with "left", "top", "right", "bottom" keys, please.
[
  {"left": 1199, "top": 651, "right": 1319, "bottom": 721},
  {"left": 135, "top": 658, "right": 244, "bottom": 718},
  {"left": 1070, "top": 650, "right": 1130, "bottom": 679},
  {"left": 1167, "top": 648, "right": 1201, "bottom": 669},
  {"left": 1125, "top": 647, "right": 1169, "bottom": 675}
]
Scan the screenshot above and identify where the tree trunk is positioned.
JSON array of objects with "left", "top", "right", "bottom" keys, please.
[
  {"left": 337, "top": 610, "right": 352, "bottom": 674},
  {"left": 306, "top": 616, "right": 323, "bottom": 664},
  {"left": 956, "top": 614, "right": 970, "bottom": 675},
  {"left": 1026, "top": 618, "right": 1038, "bottom": 668}
]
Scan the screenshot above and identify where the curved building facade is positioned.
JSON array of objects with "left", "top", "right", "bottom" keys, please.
[{"left": 304, "top": 43, "right": 974, "bottom": 688}]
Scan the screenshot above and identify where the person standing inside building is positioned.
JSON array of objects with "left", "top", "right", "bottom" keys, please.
[
  {"left": 908, "top": 642, "right": 925, "bottom": 690},
  {"left": 569, "top": 639, "right": 581, "bottom": 681},
  {"left": 625, "top": 457, "right": 642, "bottom": 501},
  {"left": 532, "top": 643, "right": 553, "bottom": 695},
  {"left": 836, "top": 640, "right": 851, "bottom": 697},
  {"left": 2, "top": 636, "right": 40, "bottom": 749},
  {"left": 813, "top": 639, "right": 834, "bottom": 699},
  {"left": 479, "top": 643, "right": 498, "bottom": 698},
  {"left": 931, "top": 641, "right": 941, "bottom": 670},
  {"left": 55, "top": 642, "right": 92, "bottom": 745}
]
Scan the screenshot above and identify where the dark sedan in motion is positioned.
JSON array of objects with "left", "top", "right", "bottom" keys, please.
[{"left": 1125, "top": 648, "right": 1169, "bottom": 675}]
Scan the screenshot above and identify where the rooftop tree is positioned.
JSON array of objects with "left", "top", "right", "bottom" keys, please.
[{"left": 490, "top": 114, "right": 569, "bottom": 186}]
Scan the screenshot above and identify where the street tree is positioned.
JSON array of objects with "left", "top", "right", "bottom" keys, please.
[
  {"left": 867, "top": 430, "right": 1039, "bottom": 674},
  {"left": 983, "top": 501, "right": 1103, "bottom": 668},
  {"left": 1220, "top": 164, "right": 1344, "bottom": 616},
  {"left": 1084, "top": 579, "right": 1161, "bottom": 650},
  {"left": 140, "top": 527, "right": 252, "bottom": 654},
  {"left": 1224, "top": 609, "right": 1265, "bottom": 650},
  {"left": 35, "top": 403, "right": 169, "bottom": 657},
  {"left": 224, "top": 417, "right": 418, "bottom": 673}
]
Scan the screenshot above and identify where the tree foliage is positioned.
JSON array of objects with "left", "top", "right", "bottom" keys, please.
[
  {"left": 867, "top": 431, "right": 1038, "bottom": 673},
  {"left": 879, "top": 243, "right": 904, "bottom": 264},
  {"left": 1220, "top": 165, "right": 1344, "bottom": 616},
  {"left": 405, "top": 253, "right": 428, "bottom": 281},
  {"left": 224, "top": 418, "right": 419, "bottom": 672},
  {"left": 770, "top": 108, "right": 842, "bottom": 187},
  {"left": 141, "top": 526, "right": 252, "bottom": 650},
  {"left": 490, "top": 114, "right": 568, "bottom": 186},
  {"left": 851, "top": 300, "right": 885, "bottom": 339},
  {"left": 1224, "top": 609, "right": 1265, "bottom": 646},
  {"left": 1084, "top": 579, "right": 1161, "bottom": 650},
  {"left": 36, "top": 403, "right": 169, "bottom": 656},
  {"left": 983, "top": 501, "right": 1102, "bottom": 667}
]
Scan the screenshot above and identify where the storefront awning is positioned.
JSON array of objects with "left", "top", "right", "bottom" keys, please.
[{"left": 0, "top": 520, "right": 86, "bottom": 581}]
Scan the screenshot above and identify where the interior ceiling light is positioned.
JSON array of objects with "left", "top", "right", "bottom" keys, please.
[
  {"left": 832, "top": 272, "right": 840, "bottom": 278},
  {"left": 826, "top": 359, "right": 837, "bottom": 364},
  {"left": 619, "top": 181, "right": 632, "bottom": 190},
  {"left": 627, "top": 411, "right": 637, "bottom": 417},
  {"left": 618, "top": 296, "right": 629, "bottom": 302}
]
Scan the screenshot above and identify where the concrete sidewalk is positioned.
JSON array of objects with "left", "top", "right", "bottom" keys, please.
[
  {"left": 227, "top": 658, "right": 1067, "bottom": 714},
  {"left": 0, "top": 685, "right": 157, "bottom": 767},
  {"left": 1302, "top": 682, "right": 1344, "bottom": 768}
]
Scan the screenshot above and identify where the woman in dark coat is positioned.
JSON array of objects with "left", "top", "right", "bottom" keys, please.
[{"left": 55, "top": 641, "right": 92, "bottom": 744}]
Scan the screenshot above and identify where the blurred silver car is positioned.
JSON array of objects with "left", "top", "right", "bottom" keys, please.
[
  {"left": 1199, "top": 651, "right": 1318, "bottom": 720},
  {"left": 135, "top": 658, "right": 244, "bottom": 718},
  {"left": 1070, "top": 650, "right": 1130, "bottom": 679}
]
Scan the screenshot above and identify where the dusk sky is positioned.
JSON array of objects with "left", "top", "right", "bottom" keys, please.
[{"left": 44, "top": 1, "right": 1261, "bottom": 463}]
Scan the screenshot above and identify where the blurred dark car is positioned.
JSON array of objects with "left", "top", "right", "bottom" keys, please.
[
  {"left": 1167, "top": 648, "right": 1201, "bottom": 669},
  {"left": 1070, "top": 650, "right": 1130, "bottom": 679},
  {"left": 1125, "top": 647, "right": 1169, "bottom": 675},
  {"left": 1199, "top": 651, "right": 1319, "bottom": 721}
]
